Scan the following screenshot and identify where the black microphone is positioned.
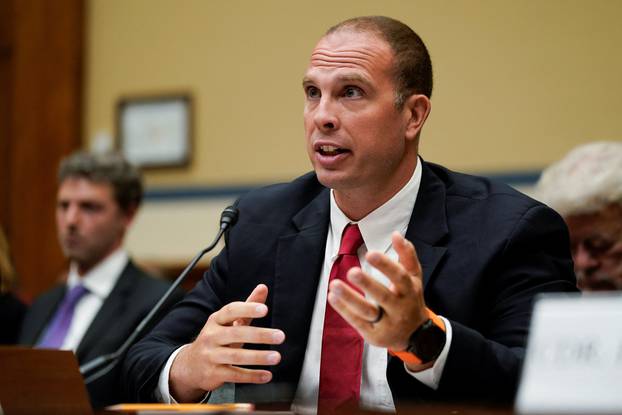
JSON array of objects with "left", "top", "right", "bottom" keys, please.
[{"left": 79, "top": 205, "right": 239, "bottom": 384}]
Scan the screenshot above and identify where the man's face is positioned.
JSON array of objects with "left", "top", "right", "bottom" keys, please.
[
  {"left": 56, "top": 177, "right": 132, "bottom": 275},
  {"left": 565, "top": 203, "right": 622, "bottom": 290},
  {"left": 303, "top": 30, "right": 423, "bottom": 203}
]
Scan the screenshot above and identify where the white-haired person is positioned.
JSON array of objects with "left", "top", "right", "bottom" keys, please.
[{"left": 535, "top": 141, "right": 622, "bottom": 291}]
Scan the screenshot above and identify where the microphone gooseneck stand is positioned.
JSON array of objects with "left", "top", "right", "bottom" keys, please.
[{"left": 79, "top": 206, "right": 239, "bottom": 385}]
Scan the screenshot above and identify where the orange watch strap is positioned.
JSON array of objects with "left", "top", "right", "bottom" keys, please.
[
  {"left": 390, "top": 348, "right": 424, "bottom": 365},
  {"left": 389, "top": 308, "right": 446, "bottom": 365},
  {"left": 427, "top": 308, "right": 446, "bottom": 332}
]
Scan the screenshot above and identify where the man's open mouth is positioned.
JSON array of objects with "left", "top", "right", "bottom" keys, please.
[{"left": 318, "top": 145, "right": 349, "bottom": 156}]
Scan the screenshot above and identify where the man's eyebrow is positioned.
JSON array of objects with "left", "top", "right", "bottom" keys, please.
[
  {"left": 338, "top": 73, "right": 372, "bottom": 86},
  {"left": 302, "top": 74, "right": 372, "bottom": 87}
]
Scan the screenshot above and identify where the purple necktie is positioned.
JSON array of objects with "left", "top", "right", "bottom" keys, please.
[{"left": 37, "top": 284, "right": 89, "bottom": 348}]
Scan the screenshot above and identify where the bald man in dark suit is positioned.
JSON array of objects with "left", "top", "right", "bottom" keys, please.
[{"left": 124, "top": 16, "right": 576, "bottom": 412}]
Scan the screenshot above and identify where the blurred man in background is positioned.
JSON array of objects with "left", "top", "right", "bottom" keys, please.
[
  {"left": 19, "top": 151, "right": 183, "bottom": 408},
  {"left": 535, "top": 141, "right": 622, "bottom": 291}
]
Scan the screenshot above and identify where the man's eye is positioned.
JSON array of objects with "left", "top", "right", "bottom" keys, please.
[
  {"left": 343, "top": 86, "right": 363, "bottom": 98},
  {"left": 306, "top": 86, "right": 320, "bottom": 99},
  {"left": 82, "top": 203, "right": 103, "bottom": 213},
  {"left": 584, "top": 238, "right": 615, "bottom": 255}
]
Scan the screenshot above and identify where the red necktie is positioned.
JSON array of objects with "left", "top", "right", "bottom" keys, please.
[{"left": 318, "top": 224, "right": 365, "bottom": 412}]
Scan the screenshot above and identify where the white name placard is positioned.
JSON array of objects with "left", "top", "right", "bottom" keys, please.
[{"left": 515, "top": 293, "right": 622, "bottom": 414}]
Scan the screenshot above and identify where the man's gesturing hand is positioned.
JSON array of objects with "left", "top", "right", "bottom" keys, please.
[
  {"left": 327, "top": 232, "right": 429, "bottom": 355},
  {"left": 169, "top": 284, "right": 285, "bottom": 402}
]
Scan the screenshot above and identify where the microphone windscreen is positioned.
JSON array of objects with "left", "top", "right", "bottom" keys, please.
[{"left": 220, "top": 206, "right": 239, "bottom": 228}]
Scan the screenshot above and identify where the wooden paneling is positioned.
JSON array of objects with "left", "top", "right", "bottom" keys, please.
[
  {"left": 0, "top": 0, "right": 14, "bottom": 231},
  {"left": 0, "top": 0, "right": 84, "bottom": 300}
]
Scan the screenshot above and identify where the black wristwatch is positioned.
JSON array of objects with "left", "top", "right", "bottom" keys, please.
[{"left": 405, "top": 318, "right": 447, "bottom": 364}]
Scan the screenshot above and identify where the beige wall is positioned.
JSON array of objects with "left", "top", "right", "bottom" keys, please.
[
  {"left": 85, "top": 0, "right": 622, "bottom": 187},
  {"left": 85, "top": 0, "right": 622, "bottom": 263}
]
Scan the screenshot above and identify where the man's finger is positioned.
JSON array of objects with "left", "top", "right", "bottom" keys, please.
[
  {"left": 365, "top": 250, "right": 413, "bottom": 296},
  {"left": 215, "top": 325, "right": 285, "bottom": 347},
  {"left": 212, "top": 301, "right": 268, "bottom": 326},
  {"left": 392, "top": 232, "right": 422, "bottom": 280},
  {"left": 246, "top": 283, "right": 269, "bottom": 304},
  {"left": 214, "top": 365, "right": 273, "bottom": 385},
  {"left": 329, "top": 278, "right": 380, "bottom": 323},
  {"left": 234, "top": 284, "right": 269, "bottom": 327},
  {"left": 211, "top": 346, "right": 281, "bottom": 366},
  {"left": 327, "top": 288, "right": 375, "bottom": 337},
  {"left": 345, "top": 267, "right": 404, "bottom": 315}
]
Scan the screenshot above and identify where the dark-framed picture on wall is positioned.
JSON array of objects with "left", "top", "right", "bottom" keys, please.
[{"left": 116, "top": 94, "right": 193, "bottom": 169}]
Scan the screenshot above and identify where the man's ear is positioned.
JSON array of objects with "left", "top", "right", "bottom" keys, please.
[
  {"left": 121, "top": 204, "right": 139, "bottom": 228},
  {"left": 404, "top": 94, "right": 431, "bottom": 141}
]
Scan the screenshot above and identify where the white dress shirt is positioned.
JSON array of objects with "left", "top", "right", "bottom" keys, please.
[
  {"left": 291, "top": 158, "right": 452, "bottom": 413},
  {"left": 158, "top": 159, "right": 452, "bottom": 410},
  {"left": 51, "top": 249, "right": 128, "bottom": 351}
]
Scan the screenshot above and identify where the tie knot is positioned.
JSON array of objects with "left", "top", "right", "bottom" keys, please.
[
  {"left": 65, "top": 284, "right": 89, "bottom": 304},
  {"left": 339, "top": 224, "right": 364, "bottom": 256}
]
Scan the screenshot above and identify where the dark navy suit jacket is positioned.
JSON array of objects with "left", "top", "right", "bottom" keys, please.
[
  {"left": 19, "top": 260, "right": 184, "bottom": 409},
  {"left": 123, "top": 161, "right": 577, "bottom": 405}
]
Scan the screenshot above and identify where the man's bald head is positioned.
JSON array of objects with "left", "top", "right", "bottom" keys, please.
[{"left": 325, "top": 16, "right": 433, "bottom": 108}]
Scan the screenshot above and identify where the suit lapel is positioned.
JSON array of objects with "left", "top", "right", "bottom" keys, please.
[
  {"left": 269, "top": 162, "right": 450, "bottom": 339},
  {"left": 20, "top": 286, "right": 66, "bottom": 345},
  {"left": 271, "top": 188, "right": 330, "bottom": 382},
  {"left": 405, "top": 161, "right": 449, "bottom": 290},
  {"left": 76, "top": 262, "right": 137, "bottom": 361}
]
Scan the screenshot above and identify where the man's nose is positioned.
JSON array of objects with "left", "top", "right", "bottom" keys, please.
[
  {"left": 313, "top": 97, "right": 340, "bottom": 133},
  {"left": 63, "top": 205, "right": 80, "bottom": 226},
  {"left": 573, "top": 243, "right": 600, "bottom": 274}
]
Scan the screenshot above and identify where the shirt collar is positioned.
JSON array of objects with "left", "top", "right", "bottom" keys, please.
[
  {"left": 67, "top": 249, "right": 129, "bottom": 299},
  {"left": 329, "top": 157, "right": 423, "bottom": 256}
]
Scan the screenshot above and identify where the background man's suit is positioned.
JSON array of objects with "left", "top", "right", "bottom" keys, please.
[
  {"left": 19, "top": 261, "right": 184, "bottom": 408},
  {"left": 124, "top": 161, "right": 577, "bottom": 405}
]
